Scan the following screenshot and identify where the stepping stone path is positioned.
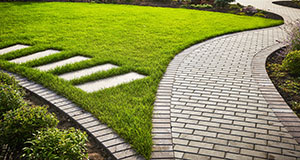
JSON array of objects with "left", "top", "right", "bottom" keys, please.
[
  {"left": 0, "top": 44, "right": 29, "bottom": 55},
  {"left": 2, "top": 46, "right": 146, "bottom": 93},
  {"left": 10, "top": 49, "right": 60, "bottom": 64},
  {"left": 59, "top": 63, "right": 118, "bottom": 80},
  {"left": 76, "top": 72, "right": 146, "bottom": 92}
]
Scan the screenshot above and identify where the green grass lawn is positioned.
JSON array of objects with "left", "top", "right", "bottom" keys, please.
[{"left": 0, "top": 2, "right": 282, "bottom": 158}]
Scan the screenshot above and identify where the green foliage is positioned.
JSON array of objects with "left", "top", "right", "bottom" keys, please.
[
  {"left": 0, "top": 71, "right": 19, "bottom": 87},
  {"left": 0, "top": 83, "right": 26, "bottom": 117},
  {"left": 292, "top": 101, "right": 300, "bottom": 117},
  {"left": 229, "top": 3, "right": 242, "bottom": 10},
  {"left": 0, "top": 2, "right": 283, "bottom": 158},
  {"left": 190, "top": 4, "right": 213, "bottom": 8},
  {"left": 0, "top": 105, "right": 58, "bottom": 149},
  {"left": 282, "top": 50, "right": 300, "bottom": 77},
  {"left": 23, "top": 128, "right": 88, "bottom": 160},
  {"left": 254, "top": 12, "right": 266, "bottom": 18},
  {"left": 214, "top": 0, "right": 235, "bottom": 7}
]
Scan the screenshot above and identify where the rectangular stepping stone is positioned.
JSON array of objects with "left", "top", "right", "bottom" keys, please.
[
  {"left": 0, "top": 44, "right": 30, "bottom": 55},
  {"left": 59, "top": 64, "right": 119, "bottom": 81},
  {"left": 76, "top": 72, "right": 145, "bottom": 92},
  {"left": 10, "top": 49, "right": 60, "bottom": 64},
  {"left": 35, "top": 56, "right": 90, "bottom": 71}
]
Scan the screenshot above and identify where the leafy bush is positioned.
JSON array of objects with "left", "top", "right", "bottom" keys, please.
[
  {"left": 0, "top": 105, "right": 58, "bottom": 150},
  {"left": 0, "top": 84, "right": 26, "bottom": 117},
  {"left": 282, "top": 50, "right": 300, "bottom": 77},
  {"left": 23, "top": 128, "right": 88, "bottom": 160},
  {"left": 214, "top": 0, "right": 235, "bottom": 7},
  {"left": 0, "top": 71, "right": 19, "bottom": 87},
  {"left": 284, "top": 20, "right": 300, "bottom": 52},
  {"left": 192, "top": 4, "right": 213, "bottom": 8},
  {"left": 254, "top": 12, "right": 266, "bottom": 18}
]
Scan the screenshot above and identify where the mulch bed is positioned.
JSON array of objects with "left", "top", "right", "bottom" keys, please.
[
  {"left": 266, "top": 47, "right": 300, "bottom": 118},
  {"left": 25, "top": 92, "right": 112, "bottom": 160},
  {"left": 273, "top": 1, "right": 300, "bottom": 9}
]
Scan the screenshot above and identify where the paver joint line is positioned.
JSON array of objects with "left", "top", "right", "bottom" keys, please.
[{"left": 152, "top": 0, "right": 300, "bottom": 159}]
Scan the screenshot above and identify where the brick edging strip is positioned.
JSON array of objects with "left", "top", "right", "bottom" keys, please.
[
  {"left": 251, "top": 44, "right": 300, "bottom": 143},
  {"left": 0, "top": 69, "right": 145, "bottom": 160}
]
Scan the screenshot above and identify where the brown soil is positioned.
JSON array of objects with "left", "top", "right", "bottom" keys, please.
[
  {"left": 266, "top": 47, "right": 300, "bottom": 117},
  {"left": 25, "top": 92, "right": 112, "bottom": 160},
  {"left": 273, "top": 1, "right": 300, "bottom": 9}
]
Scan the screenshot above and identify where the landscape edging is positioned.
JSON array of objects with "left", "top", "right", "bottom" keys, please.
[{"left": 251, "top": 44, "right": 300, "bottom": 143}]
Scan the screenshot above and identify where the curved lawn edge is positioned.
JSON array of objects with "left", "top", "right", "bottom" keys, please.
[
  {"left": 251, "top": 44, "right": 300, "bottom": 143},
  {"left": 0, "top": 3, "right": 284, "bottom": 159}
]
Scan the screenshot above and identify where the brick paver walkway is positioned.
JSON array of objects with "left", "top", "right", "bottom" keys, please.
[{"left": 152, "top": 0, "right": 300, "bottom": 159}]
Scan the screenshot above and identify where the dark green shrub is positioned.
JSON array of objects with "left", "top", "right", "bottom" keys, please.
[
  {"left": 282, "top": 50, "right": 300, "bottom": 77},
  {"left": 0, "top": 105, "right": 58, "bottom": 150},
  {"left": 214, "top": 0, "right": 235, "bottom": 7},
  {"left": 23, "top": 128, "right": 88, "bottom": 160},
  {"left": 0, "top": 71, "right": 19, "bottom": 87},
  {"left": 0, "top": 84, "right": 26, "bottom": 117}
]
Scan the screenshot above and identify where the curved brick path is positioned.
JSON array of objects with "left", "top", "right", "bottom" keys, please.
[{"left": 152, "top": 0, "right": 300, "bottom": 159}]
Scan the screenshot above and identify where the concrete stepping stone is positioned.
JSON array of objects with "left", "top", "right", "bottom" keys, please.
[
  {"left": 0, "top": 44, "right": 30, "bottom": 55},
  {"left": 35, "top": 56, "right": 90, "bottom": 71},
  {"left": 59, "top": 64, "right": 119, "bottom": 81},
  {"left": 76, "top": 72, "right": 145, "bottom": 92},
  {"left": 10, "top": 49, "right": 60, "bottom": 64}
]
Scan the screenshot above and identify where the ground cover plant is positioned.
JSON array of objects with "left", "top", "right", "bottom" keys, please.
[
  {"left": 0, "top": 2, "right": 282, "bottom": 158},
  {"left": 266, "top": 21, "right": 300, "bottom": 118}
]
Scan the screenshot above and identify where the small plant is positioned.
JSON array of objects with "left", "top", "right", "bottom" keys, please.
[
  {"left": 214, "top": 0, "right": 235, "bottom": 8},
  {"left": 282, "top": 20, "right": 300, "bottom": 52},
  {"left": 282, "top": 50, "right": 300, "bottom": 77},
  {"left": 0, "top": 84, "right": 26, "bottom": 117},
  {"left": 0, "top": 71, "right": 19, "bottom": 88},
  {"left": 229, "top": 3, "right": 242, "bottom": 10},
  {"left": 23, "top": 128, "right": 88, "bottom": 160},
  {"left": 242, "top": 5, "right": 258, "bottom": 15},
  {"left": 254, "top": 11, "right": 266, "bottom": 18},
  {"left": 0, "top": 105, "right": 58, "bottom": 150}
]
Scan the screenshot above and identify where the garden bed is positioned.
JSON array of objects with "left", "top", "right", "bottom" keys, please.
[
  {"left": 266, "top": 47, "right": 300, "bottom": 118},
  {"left": 273, "top": 1, "right": 300, "bottom": 9},
  {"left": 24, "top": 92, "right": 110, "bottom": 160}
]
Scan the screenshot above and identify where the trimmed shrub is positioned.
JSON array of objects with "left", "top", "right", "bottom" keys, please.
[
  {"left": 23, "top": 128, "right": 88, "bottom": 160},
  {"left": 214, "top": 0, "right": 235, "bottom": 7},
  {"left": 0, "top": 84, "right": 26, "bottom": 117},
  {"left": 0, "top": 105, "right": 59, "bottom": 150},
  {"left": 282, "top": 50, "right": 300, "bottom": 77}
]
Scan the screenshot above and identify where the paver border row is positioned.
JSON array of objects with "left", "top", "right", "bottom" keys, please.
[
  {"left": 251, "top": 43, "right": 300, "bottom": 143},
  {"left": 0, "top": 69, "right": 144, "bottom": 160}
]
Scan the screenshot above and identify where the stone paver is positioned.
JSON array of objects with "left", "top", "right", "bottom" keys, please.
[
  {"left": 76, "top": 72, "right": 145, "bottom": 92},
  {"left": 0, "top": 44, "right": 29, "bottom": 55},
  {"left": 10, "top": 49, "right": 60, "bottom": 64},
  {"left": 59, "top": 63, "right": 119, "bottom": 80},
  {"left": 35, "top": 56, "right": 90, "bottom": 71},
  {"left": 152, "top": 0, "right": 300, "bottom": 159}
]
